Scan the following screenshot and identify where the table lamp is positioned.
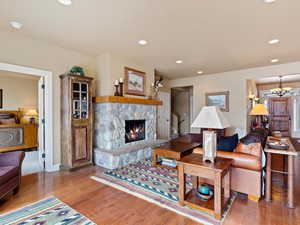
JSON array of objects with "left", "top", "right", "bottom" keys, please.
[
  {"left": 25, "top": 109, "right": 38, "bottom": 124},
  {"left": 250, "top": 104, "right": 269, "bottom": 128},
  {"left": 191, "top": 106, "right": 230, "bottom": 163}
]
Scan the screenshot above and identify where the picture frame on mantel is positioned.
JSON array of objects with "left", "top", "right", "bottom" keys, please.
[
  {"left": 124, "top": 67, "right": 146, "bottom": 96},
  {"left": 205, "top": 91, "right": 229, "bottom": 112},
  {"left": 0, "top": 89, "right": 2, "bottom": 109}
]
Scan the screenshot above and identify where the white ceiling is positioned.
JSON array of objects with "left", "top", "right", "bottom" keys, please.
[{"left": 1, "top": 0, "right": 300, "bottom": 79}]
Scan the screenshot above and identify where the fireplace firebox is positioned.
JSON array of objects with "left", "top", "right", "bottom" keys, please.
[{"left": 125, "top": 120, "right": 146, "bottom": 143}]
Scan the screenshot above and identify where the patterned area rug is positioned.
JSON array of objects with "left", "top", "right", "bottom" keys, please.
[
  {"left": 0, "top": 197, "right": 95, "bottom": 225},
  {"left": 91, "top": 160, "right": 236, "bottom": 225}
]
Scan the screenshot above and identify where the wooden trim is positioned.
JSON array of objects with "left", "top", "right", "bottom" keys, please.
[
  {"left": 59, "top": 73, "right": 94, "bottom": 80},
  {"left": 0, "top": 89, "right": 2, "bottom": 109},
  {"left": 124, "top": 67, "right": 146, "bottom": 96},
  {"left": 93, "top": 96, "right": 162, "bottom": 105},
  {"left": 205, "top": 91, "right": 229, "bottom": 112},
  {"left": 248, "top": 195, "right": 260, "bottom": 202}
]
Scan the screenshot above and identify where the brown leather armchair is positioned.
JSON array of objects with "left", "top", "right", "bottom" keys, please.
[{"left": 0, "top": 151, "right": 25, "bottom": 199}]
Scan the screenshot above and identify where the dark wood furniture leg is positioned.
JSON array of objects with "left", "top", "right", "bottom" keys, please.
[
  {"left": 224, "top": 169, "right": 230, "bottom": 199},
  {"left": 152, "top": 152, "right": 157, "bottom": 167},
  {"left": 266, "top": 152, "right": 272, "bottom": 202},
  {"left": 192, "top": 175, "right": 198, "bottom": 189},
  {"left": 214, "top": 173, "right": 222, "bottom": 220},
  {"left": 287, "top": 155, "right": 294, "bottom": 208},
  {"left": 178, "top": 164, "right": 185, "bottom": 206}
]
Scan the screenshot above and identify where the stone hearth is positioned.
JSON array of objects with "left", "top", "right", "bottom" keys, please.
[{"left": 94, "top": 99, "right": 166, "bottom": 169}]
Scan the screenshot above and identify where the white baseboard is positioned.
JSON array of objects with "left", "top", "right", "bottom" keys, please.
[{"left": 46, "top": 164, "right": 60, "bottom": 172}]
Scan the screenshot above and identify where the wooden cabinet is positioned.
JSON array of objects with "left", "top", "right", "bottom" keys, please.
[{"left": 60, "top": 74, "right": 93, "bottom": 170}]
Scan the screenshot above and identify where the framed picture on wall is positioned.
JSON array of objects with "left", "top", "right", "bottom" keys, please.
[
  {"left": 0, "top": 89, "right": 2, "bottom": 109},
  {"left": 205, "top": 91, "right": 229, "bottom": 112},
  {"left": 124, "top": 67, "right": 146, "bottom": 96}
]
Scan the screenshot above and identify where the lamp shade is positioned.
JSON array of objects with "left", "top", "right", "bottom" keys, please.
[
  {"left": 25, "top": 109, "right": 38, "bottom": 117},
  {"left": 191, "top": 106, "right": 230, "bottom": 129},
  {"left": 250, "top": 104, "right": 269, "bottom": 116}
]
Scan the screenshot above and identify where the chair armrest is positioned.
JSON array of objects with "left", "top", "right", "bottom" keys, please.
[
  {"left": 0, "top": 151, "right": 25, "bottom": 167},
  {"left": 193, "top": 148, "right": 261, "bottom": 171}
]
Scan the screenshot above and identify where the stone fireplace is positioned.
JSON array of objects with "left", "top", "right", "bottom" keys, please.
[
  {"left": 125, "top": 120, "right": 146, "bottom": 143},
  {"left": 93, "top": 97, "right": 166, "bottom": 169}
]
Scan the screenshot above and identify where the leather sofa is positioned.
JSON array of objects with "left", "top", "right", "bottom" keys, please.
[
  {"left": 175, "top": 128, "right": 269, "bottom": 201},
  {"left": 0, "top": 151, "right": 25, "bottom": 199}
]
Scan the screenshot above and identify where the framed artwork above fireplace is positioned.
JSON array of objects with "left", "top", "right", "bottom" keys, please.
[{"left": 124, "top": 67, "right": 146, "bottom": 96}]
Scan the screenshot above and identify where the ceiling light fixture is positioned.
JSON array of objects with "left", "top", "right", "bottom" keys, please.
[
  {"left": 268, "top": 39, "right": 279, "bottom": 44},
  {"left": 197, "top": 71, "right": 203, "bottom": 74},
  {"left": 57, "top": 0, "right": 72, "bottom": 6},
  {"left": 138, "top": 40, "right": 147, "bottom": 45},
  {"left": 264, "top": 0, "right": 276, "bottom": 3},
  {"left": 10, "top": 21, "right": 23, "bottom": 29},
  {"left": 270, "top": 76, "right": 292, "bottom": 97},
  {"left": 271, "top": 59, "right": 279, "bottom": 63},
  {"left": 176, "top": 60, "right": 183, "bottom": 64}
]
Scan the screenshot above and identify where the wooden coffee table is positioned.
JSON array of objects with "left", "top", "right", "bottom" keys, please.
[
  {"left": 152, "top": 141, "right": 201, "bottom": 169},
  {"left": 177, "top": 153, "right": 232, "bottom": 220}
]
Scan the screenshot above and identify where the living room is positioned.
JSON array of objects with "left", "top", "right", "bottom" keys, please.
[{"left": 0, "top": 1, "right": 299, "bottom": 225}]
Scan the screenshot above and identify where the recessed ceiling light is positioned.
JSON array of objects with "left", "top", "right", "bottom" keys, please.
[
  {"left": 271, "top": 59, "right": 279, "bottom": 63},
  {"left": 197, "top": 71, "right": 203, "bottom": 74},
  {"left": 138, "top": 40, "right": 147, "bottom": 45},
  {"left": 268, "top": 39, "right": 280, "bottom": 44},
  {"left": 176, "top": 60, "right": 183, "bottom": 64},
  {"left": 10, "top": 21, "right": 23, "bottom": 29},
  {"left": 264, "top": 0, "right": 276, "bottom": 3},
  {"left": 57, "top": 0, "right": 72, "bottom": 6}
]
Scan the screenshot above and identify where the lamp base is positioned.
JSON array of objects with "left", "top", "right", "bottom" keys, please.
[
  {"left": 203, "top": 130, "right": 217, "bottom": 163},
  {"left": 29, "top": 117, "right": 35, "bottom": 124}
]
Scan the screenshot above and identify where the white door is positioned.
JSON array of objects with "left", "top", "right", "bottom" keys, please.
[
  {"left": 291, "top": 96, "right": 300, "bottom": 138},
  {"left": 157, "top": 91, "right": 171, "bottom": 139}
]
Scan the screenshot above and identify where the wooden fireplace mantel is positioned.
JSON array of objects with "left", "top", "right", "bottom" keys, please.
[{"left": 93, "top": 96, "right": 162, "bottom": 106}]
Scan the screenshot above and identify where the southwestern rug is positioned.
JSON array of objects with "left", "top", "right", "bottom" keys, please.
[
  {"left": 91, "top": 160, "right": 236, "bottom": 225},
  {"left": 0, "top": 197, "right": 95, "bottom": 225}
]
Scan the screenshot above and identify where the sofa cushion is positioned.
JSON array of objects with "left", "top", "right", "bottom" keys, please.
[
  {"left": 0, "top": 166, "right": 19, "bottom": 185},
  {"left": 193, "top": 148, "right": 261, "bottom": 171},
  {"left": 217, "top": 134, "right": 239, "bottom": 152}
]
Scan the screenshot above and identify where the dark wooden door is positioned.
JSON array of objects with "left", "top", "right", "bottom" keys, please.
[{"left": 268, "top": 97, "right": 291, "bottom": 136}]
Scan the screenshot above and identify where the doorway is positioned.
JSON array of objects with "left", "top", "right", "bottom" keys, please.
[
  {"left": 255, "top": 74, "right": 300, "bottom": 138},
  {"left": 157, "top": 91, "right": 171, "bottom": 139},
  {"left": 0, "top": 62, "right": 55, "bottom": 172},
  {"left": 171, "top": 86, "right": 193, "bottom": 137},
  {"left": 268, "top": 97, "right": 291, "bottom": 136}
]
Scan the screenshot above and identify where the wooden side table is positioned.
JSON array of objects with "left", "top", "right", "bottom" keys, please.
[
  {"left": 152, "top": 142, "right": 200, "bottom": 169},
  {"left": 177, "top": 153, "right": 232, "bottom": 220},
  {"left": 264, "top": 137, "right": 298, "bottom": 208}
]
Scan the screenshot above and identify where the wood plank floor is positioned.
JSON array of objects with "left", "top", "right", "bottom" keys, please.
[{"left": 0, "top": 151, "right": 299, "bottom": 224}]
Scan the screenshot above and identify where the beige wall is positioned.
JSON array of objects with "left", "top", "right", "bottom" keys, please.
[
  {"left": 0, "top": 72, "right": 38, "bottom": 110},
  {"left": 0, "top": 30, "right": 96, "bottom": 164},
  {"left": 167, "top": 62, "right": 300, "bottom": 135},
  {"left": 257, "top": 80, "right": 300, "bottom": 91},
  {"left": 95, "top": 53, "right": 155, "bottom": 97}
]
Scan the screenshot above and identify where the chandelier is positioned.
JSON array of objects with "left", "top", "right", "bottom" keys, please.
[{"left": 270, "top": 76, "right": 292, "bottom": 97}]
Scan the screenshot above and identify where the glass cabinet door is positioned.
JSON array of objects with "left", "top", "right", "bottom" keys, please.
[{"left": 72, "top": 81, "right": 89, "bottom": 119}]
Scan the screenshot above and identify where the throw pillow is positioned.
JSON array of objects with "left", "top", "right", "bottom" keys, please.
[{"left": 217, "top": 133, "right": 239, "bottom": 152}]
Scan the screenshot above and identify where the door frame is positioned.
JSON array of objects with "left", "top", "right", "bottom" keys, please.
[{"left": 0, "top": 62, "right": 56, "bottom": 172}]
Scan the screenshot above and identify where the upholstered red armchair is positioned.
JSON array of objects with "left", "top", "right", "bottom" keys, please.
[{"left": 0, "top": 151, "right": 25, "bottom": 199}]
